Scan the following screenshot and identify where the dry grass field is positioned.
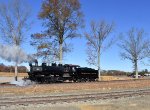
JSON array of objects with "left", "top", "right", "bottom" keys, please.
[
  {"left": 0, "top": 79, "right": 150, "bottom": 95},
  {"left": 0, "top": 72, "right": 28, "bottom": 77},
  {"left": 0, "top": 73, "right": 150, "bottom": 110},
  {"left": 0, "top": 72, "right": 28, "bottom": 83},
  {"left": 100, "top": 76, "right": 131, "bottom": 81},
  {"left": 0, "top": 72, "right": 146, "bottom": 96},
  {"left": 0, "top": 78, "right": 150, "bottom": 110}
]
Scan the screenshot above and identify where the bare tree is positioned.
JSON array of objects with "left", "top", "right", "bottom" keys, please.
[
  {"left": 85, "top": 20, "right": 115, "bottom": 80},
  {"left": 34, "top": 0, "right": 83, "bottom": 64},
  {"left": 0, "top": 0, "right": 31, "bottom": 81},
  {"left": 119, "top": 28, "right": 150, "bottom": 79}
]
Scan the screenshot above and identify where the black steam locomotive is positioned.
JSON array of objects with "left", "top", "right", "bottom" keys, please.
[{"left": 28, "top": 61, "right": 98, "bottom": 83}]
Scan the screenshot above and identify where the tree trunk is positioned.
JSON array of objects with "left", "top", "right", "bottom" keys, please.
[
  {"left": 15, "top": 62, "right": 18, "bottom": 81},
  {"left": 135, "top": 60, "right": 138, "bottom": 79},
  {"left": 98, "top": 51, "right": 101, "bottom": 81},
  {"left": 59, "top": 43, "right": 63, "bottom": 64}
]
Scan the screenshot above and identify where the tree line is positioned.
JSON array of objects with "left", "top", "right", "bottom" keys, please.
[
  {"left": 0, "top": 0, "right": 150, "bottom": 81},
  {"left": 0, "top": 63, "right": 27, "bottom": 73}
]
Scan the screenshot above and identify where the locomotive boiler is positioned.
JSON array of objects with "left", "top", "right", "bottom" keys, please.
[{"left": 28, "top": 60, "right": 98, "bottom": 83}]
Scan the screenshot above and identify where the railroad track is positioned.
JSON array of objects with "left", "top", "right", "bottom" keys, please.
[{"left": 0, "top": 88, "right": 150, "bottom": 107}]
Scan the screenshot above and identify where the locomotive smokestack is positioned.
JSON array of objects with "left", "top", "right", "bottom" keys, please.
[{"left": 34, "top": 59, "right": 38, "bottom": 66}]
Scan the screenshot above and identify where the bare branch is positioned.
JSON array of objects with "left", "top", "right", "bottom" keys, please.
[
  {"left": 119, "top": 27, "right": 150, "bottom": 78},
  {"left": 0, "top": 0, "right": 31, "bottom": 46},
  {"left": 85, "top": 20, "right": 115, "bottom": 65},
  {"left": 85, "top": 20, "right": 115, "bottom": 79}
]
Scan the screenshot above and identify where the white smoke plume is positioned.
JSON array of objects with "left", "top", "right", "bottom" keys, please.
[
  {"left": 0, "top": 44, "right": 33, "bottom": 64},
  {"left": 10, "top": 79, "right": 36, "bottom": 86}
]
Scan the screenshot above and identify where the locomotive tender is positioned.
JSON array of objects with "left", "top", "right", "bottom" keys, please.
[{"left": 28, "top": 60, "right": 98, "bottom": 83}]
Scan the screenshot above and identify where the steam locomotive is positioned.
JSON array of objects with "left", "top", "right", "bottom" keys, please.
[{"left": 28, "top": 60, "right": 98, "bottom": 83}]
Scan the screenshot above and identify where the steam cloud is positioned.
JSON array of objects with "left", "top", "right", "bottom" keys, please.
[
  {"left": 10, "top": 79, "right": 36, "bottom": 86},
  {"left": 0, "top": 44, "right": 33, "bottom": 64}
]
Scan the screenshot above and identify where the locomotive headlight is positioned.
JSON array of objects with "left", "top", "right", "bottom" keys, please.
[{"left": 33, "top": 67, "right": 42, "bottom": 71}]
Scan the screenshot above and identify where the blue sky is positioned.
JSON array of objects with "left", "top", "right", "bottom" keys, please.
[{"left": 0, "top": 0, "right": 150, "bottom": 72}]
